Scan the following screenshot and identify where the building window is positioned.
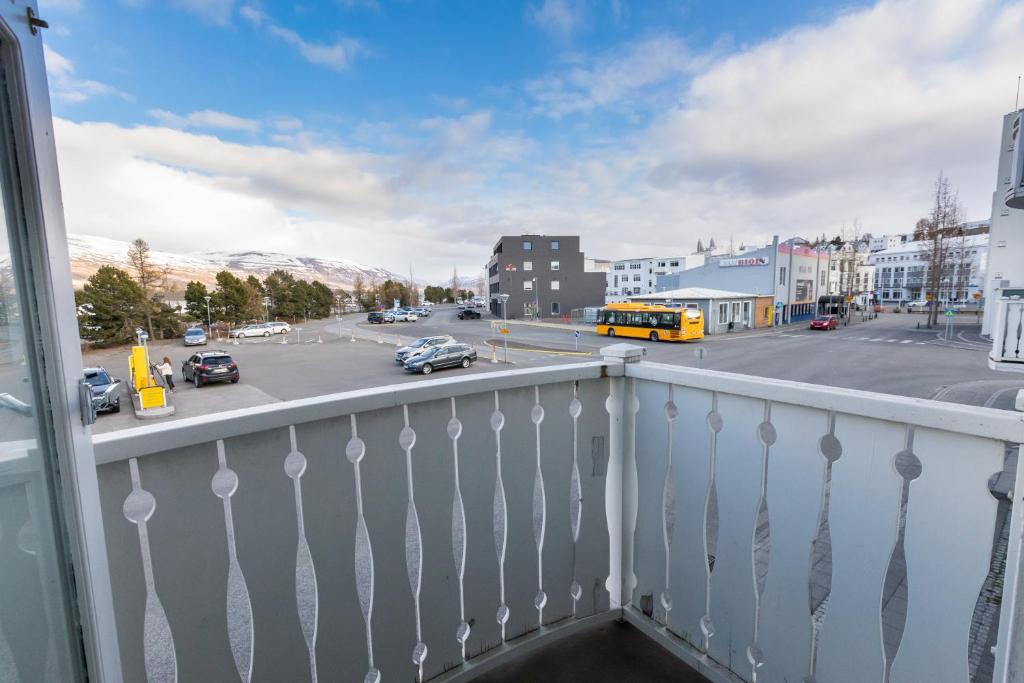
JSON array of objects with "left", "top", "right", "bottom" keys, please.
[
  {"left": 779, "top": 267, "right": 787, "bottom": 286},
  {"left": 613, "top": 275, "right": 618, "bottom": 285},
  {"left": 632, "top": 287, "right": 640, "bottom": 295},
  {"left": 551, "top": 240, "right": 560, "bottom": 251},
  {"left": 613, "top": 264, "right": 625, "bottom": 270},
  {"left": 551, "top": 301, "right": 560, "bottom": 315},
  {"left": 523, "top": 280, "right": 533, "bottom": 291},
  {"left": 551, "top": 260, "right": 560, "bottom": 271},
  {"left": 523, "top": 240, "right": 533, "bottom": 251},
  {"left": 669, "top": 260, "right": 679, "bottom": 267},
  {"left": 633, "top": 274, "right": 641, "bottom": 282},
  {"left": 719, "top": 302, "right": 728, "bottom": 322},
  {"left": 658, "top": 261, "right": 666, "bottom": 267},
  {"left": 550, "top": 280, "right": 560, "bottom": 290},
  {"left": 524, "top": 261, "right": 533, "bottom": 271}
]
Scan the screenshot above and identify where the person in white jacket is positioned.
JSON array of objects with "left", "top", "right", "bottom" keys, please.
[{"left": 156, "top": 356, "right": 175, "bottom": 393}]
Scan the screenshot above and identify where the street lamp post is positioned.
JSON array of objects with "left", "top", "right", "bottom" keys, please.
[
  {"left": 262, "top": 296, "right": 271, "bottom": 322},
  {"left": 498, "top": 293, "right": 510, "bottom": 364},
  {"left": 532, "top": 276, "right": 539, "bottom": 320},
  {"left": 203, "top": 295, "right": 213, "bottom": 338}
]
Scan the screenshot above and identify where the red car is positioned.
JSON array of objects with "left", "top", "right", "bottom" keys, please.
[{"left": 809, "top": 315, "right": 838, "bottom": 330}]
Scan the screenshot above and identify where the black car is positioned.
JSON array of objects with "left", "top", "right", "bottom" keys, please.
[
  {"left": 367, "top": 311, "right": 385, "bottom": 324},
  {"left": 83, "top": 366, "right": 121, "bottom": 413},
  {"left": 458, "top": 309, "right": 481, "bottom": 320},
  {"left": 182, "top": 351, "right": 239, "bottom": 387},
  {"left": 404, "top": 343, "right": 477, "bottom": 374}
]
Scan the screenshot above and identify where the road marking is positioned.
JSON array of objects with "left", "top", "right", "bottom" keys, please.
[
  {"left": 900, "top": 340, "right": 913, "bottom": 344},
  {"left": 916, "top": 342, "right": 926, "bottom": 345},
  {"left": 886, "top": 339, "right": 898, "bottom": 342}
]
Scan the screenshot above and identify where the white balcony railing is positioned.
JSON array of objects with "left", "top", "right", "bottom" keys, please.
[
  {"left": 990, "top": 298, "right": 1024, "bottom": 373},
  {"left": 89, "top": 346, "right": 1024, "bottom": 683}
]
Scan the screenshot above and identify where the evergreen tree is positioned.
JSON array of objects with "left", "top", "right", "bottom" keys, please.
[
  {"left": 213, "top": 271, "right": 252, "bottom": 323},
  {"left": 183, "top": 281, "right": 210, "bottom": 321},
  {"left": 127, "top": 238, "right": 168, "bottom": 339},
  {"left": 75, "top": 266, "right": 146, "bottom": 346},
  {"left": 308, "top": 280, "right": 334, "bottom": 318}
]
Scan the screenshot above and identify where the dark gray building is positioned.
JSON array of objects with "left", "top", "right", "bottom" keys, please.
[{"left": 487, "top": 235, "right": 606, "bottom": 319}]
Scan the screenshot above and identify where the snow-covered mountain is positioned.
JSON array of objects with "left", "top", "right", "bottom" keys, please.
[{"left": 66, "top": 234, "right": 406, "bottom": 292}]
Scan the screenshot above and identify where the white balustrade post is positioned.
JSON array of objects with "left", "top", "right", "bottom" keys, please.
[{"left": 602, "top": 343, "right": 644, "bottom": 611}]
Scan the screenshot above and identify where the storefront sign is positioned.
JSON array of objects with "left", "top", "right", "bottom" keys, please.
[{"left": 718, "top": 257, "right": 768, "bottom": 267}]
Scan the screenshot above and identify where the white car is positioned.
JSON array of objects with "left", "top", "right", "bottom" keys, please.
[
  {"left": 393, "top": 310, "right": 418, "bottom": 322},
  {"left": 266, "top": 321, "right": 291, "bottom": 334},
  {"left": 906, "top": 300, "right": 931, "bottom": 309}
]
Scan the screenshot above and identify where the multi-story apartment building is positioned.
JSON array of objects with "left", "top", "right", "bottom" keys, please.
[
  {"left": 825, "top": 241, "right": 875, "bottom": 299},
  {"left": 868, "top": 234, "right": 904, "bottom": 252},
  {"left": 486, "top": 235, "right": 606, "bottom": 319},
  {"left": 605, "top": 255, "right": 699, "bottom": 303},
  {"left": 869, "top": 234, "right": 988, "bottom": 304}
]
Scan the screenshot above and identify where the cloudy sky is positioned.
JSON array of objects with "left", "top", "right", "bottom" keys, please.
[{"left": 44, "top": 0, "right": 1023, "bottom": 281}]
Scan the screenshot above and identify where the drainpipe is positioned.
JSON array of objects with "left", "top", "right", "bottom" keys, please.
[{"left": 602, "top": 342, "right": 644, "bottom": 612}]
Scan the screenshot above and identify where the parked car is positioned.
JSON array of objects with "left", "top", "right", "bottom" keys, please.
[
  {"left": 183, "top": 327, "right": 207, "bottom": 346},
  {"left": 265, "top": 321, "right": 291, "bottom": 335},
  {"left": 367, "top": 311, "right": 385, "bottom": 324},
  {"left": 83, "top": 366, "right": 121, "bottom": 413},
  {"left": 458, "top": 309, "right": 481, "bottom": 320},
  {"left": 809, "top": 315, "right": 839, "bottom": 330},
  {"left": 404, "top": 343, "right": 477, "bottom": 375},
  {"left": 414, "top": 307, "right": 430, "bottom": 317},
  {"left": 382, "top": 311, "right": 396, "bottom": 323},
  {"left": 394, "top": 310, "right": 418, "bottom": 322},
  {"left": 182, "top": 351, "right": 239, "bottom": 387},
  {"left": 395, "top": 335, "right": 455, "bottom": 364},
  {"left": 906, "top": 300, "right": 931, "bottom": 309},
  {"left": 229, "top": 324, "right": 259, "bottom": 338}
]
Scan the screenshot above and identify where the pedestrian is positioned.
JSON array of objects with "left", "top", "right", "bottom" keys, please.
[{"left": 157, "top": 356, "right": 175, "bottom": 393}]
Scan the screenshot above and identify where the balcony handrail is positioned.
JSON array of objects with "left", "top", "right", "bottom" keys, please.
[
  {"left": 91, "top": 360, "right": 618, "bottom": 464},
  {"left": 626, "top": 361, "right": 1024, "bottom": 442}
]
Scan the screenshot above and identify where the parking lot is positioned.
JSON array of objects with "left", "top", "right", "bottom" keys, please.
[{"left": 82, "top": 304, "right": 1023, "bottom": 434}]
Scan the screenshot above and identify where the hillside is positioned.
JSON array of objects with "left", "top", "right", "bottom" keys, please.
[{"left": 66, "top": 234, "right": 406, "bottom": 293}]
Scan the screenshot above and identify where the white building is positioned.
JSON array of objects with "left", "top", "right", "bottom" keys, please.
[
  {"left": 869, "top": 234, "right": 988, "bottom": 304},
  {"left": 982, "top": 109, "right": 1024, "bottom": 335},
  {"left": 825, "top": 241, "right": 875, "bottom": 298},
  {"left": 868, "top": 234, "right": 904, "bottom": 252},
  {"left": 606, "top": 255, "right": 702, "bottom": 303}
]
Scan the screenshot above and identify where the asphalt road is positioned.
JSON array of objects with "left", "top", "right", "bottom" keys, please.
[{"left": 80, "top": 304, "right": 1023, "bottom": 433}]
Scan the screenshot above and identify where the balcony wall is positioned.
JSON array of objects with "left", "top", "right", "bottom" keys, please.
[
  {"left": 90, "top": 353, "right": 1024, "bottom": 683},
  {"left": 92, "top": 363, "right": 615, "bottom": 683}
]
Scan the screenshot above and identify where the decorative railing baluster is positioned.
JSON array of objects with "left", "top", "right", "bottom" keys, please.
[
  {"left": 661, "top": 386, "right": 678, "bottom": 627},
  {"left": 346, "top": 415, "right": 379, "bottom": 683},
  {"left": 491, "top": 391, "right": 510, "bottom": 640},
  {"left": 123, "top": 458, "right": 178, "bottom": 683},
  {"left": 447, "top": 398, "right": 470, "bottom": 657},
  {"left": 400, "top": 406, "right": 427, "bottom": 680},
  {"left": 532, "top": 386, "right": 548, "bottom": 625},
  {"left": 568, "top": 384, "right": 583, "bottom": 615},
  {"left": 284, "top": 426, "right": 319, "bottom": 682},
  {"left": 212, "top": 441, "right": 254, "bottom": 683}
]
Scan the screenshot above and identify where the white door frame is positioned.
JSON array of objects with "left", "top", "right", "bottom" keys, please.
[{"left": 0, "top": 3, "right": 121, "bottom": 680}]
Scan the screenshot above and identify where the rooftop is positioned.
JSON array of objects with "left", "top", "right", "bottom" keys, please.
[{"left": 631, "top": 286, "right": 759, "bottom": 300}]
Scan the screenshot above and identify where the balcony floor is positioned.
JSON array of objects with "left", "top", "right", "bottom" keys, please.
[{"left": 473, "top": 620, "right": 710, "bottom": 683}]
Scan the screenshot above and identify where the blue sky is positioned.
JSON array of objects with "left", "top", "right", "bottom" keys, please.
[{"left": 41, "top": 0, "right": 1022, "bottom": 281}]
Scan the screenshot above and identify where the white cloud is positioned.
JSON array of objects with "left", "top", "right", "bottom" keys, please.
[
  {"left": 527, "top": 35, "right": 702, "bottom": 117},
  {"left": 240, "top": 5, "right": 364, "bottom": 70},
  {"left": 273, "top": 116, "right": 304, "bottom": 131},
  {"left": 148, "top": 109, "right": 261, "bottom": 133},
  {"left": 527, "top": 0, "right": 588, "bottom": 38},
  {"left": 171, "top": 0, "right": 236, "bottom": 25},
  {"left": 43, "top": 45, "right": 130, "bottom": 104},
  {"left": 51, "top": 0, "right": 1024, "bottom": 280}
]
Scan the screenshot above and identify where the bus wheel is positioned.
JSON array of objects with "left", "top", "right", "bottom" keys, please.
[
  {"left": 649, "top": 331, "right": 658, "bottom": 342},
  {"left": 607, "top": 328, "right": 615, "bottom": 337}
]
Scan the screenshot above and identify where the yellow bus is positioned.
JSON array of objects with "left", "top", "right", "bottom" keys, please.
[{"left": 596, "top": 303, "right": 704, "bottom": 342}]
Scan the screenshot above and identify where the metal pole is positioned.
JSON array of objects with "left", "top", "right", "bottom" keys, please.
[{"left": 503, "top": 299, "right": 508, "bottom": 364}]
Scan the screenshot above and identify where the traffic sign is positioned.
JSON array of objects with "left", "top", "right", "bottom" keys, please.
[
  {"left": 499, "top": 328, "right": 509, "bottom": 334},
  {"left": 926, "top": 293, "right": 933, "bottom": 301},
  {"left": 972, "top": 291, "right": 982, "bottom": 300},
  {"left": 574, "top": 330, "right": 580, "bottom": 338},
  {"left": 944, "top": 309, "right": 955, "bottom": 317}
]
